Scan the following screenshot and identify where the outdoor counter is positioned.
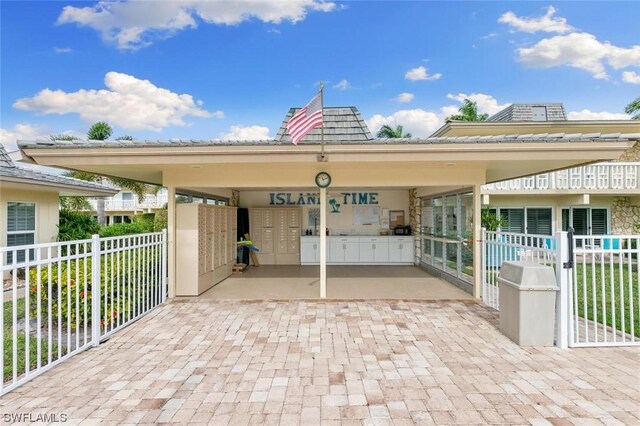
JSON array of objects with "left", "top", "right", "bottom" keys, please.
[{"left": 300, "top": 235, "right": 414, "bottom": 265}]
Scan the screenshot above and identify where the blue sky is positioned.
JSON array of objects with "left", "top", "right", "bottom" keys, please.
[{"left": 1, "top": 1, "right": 639, "bottom": 149}]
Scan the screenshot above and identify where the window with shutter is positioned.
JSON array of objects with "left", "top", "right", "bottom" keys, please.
[
  {"left": 526, "top": 208, "right": 552, "bottom": 235},
  {"left": 500, "top": 208, "right": 524, "bottom": 233},
  {"left": 590, "top": 209, "right": 608, "bottom": 235},
  {"left": 572, "top": 208, "right": 588, "bottom": 236},
  {"left": 7, "top": 202, "right": 36, "bottom": 263},
  {"left": 561, "top": 209, "right": 569, "bottom": 232}
]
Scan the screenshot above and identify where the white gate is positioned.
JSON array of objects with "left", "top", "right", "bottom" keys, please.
[
  {"left": 568, "top": 235, "right": 639, "bottom": 347},
  {"left": 481, "top": 229, "right": 639, "bottom": 348}
]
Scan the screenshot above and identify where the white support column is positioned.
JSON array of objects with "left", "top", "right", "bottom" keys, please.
[
  {"left": 320, "top": 187, "right": 327, "bottom": 298},
  {"left": 555, "top": 231, "right": 570, "bottom": 349},
  {"left": 472, "top": 184, "right": 482, "bottom": 299},
  {"left": 167, "top": 186, "right": 176, "bottom": 299}
]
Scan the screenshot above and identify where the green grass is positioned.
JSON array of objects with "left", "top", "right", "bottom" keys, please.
[
  {"left": 2, "top": 298, "right": 57, "bottom": 382},
  {"left": 574, "top": 262, "right": 639, "bottom": 338}
]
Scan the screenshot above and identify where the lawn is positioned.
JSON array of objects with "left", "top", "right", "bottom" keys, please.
[
  {"left": 2, "top": 298, "right": 57, "bottom": 382},
  {"left": 574, "top": 261, "right": 639, "bottom": 338}
]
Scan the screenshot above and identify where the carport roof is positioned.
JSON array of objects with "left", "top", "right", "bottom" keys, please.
[{"left": 16, "top": 131, "right": 640, "bottom": 149}]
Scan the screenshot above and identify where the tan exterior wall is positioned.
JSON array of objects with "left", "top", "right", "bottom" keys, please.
[
  {"left": 238, "top": 190, "right": 409, "bottom": 235},
  {"left": 0, "top": 188, "right": 60, "bottom": 247},
  {"left": 484, "top": 194, "right": 622, "bottom": 234}
]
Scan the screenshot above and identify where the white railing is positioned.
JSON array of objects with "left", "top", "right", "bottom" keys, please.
[
  {"left": 483, "top": 162, "right": 640, "bottom": 192},
  {"left": 88, "top": 194, "right": 168, "bottom": 211},
  {"left": 481, "top": 230, "right": 557, "bottom": 310},
  {"left": 570, "top": 235, "right": 639, "bottom": 347},
  {"left": 0, "top": 230, "right": 167, "bottom": 395}
]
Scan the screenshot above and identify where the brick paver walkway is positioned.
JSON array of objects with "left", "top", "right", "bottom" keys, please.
[{"left": 1, "top": 300, "right": 638, "bottom": 425}]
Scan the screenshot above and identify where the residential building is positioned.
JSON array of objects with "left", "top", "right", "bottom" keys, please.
[
  {"left": 0, "top": 145, "right": 117, "bottom": 259},
  {"left": 433, "top": 103, "right": 640, "bottom": 238}
]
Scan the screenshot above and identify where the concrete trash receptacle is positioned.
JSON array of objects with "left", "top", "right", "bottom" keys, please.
[{"left": 498, "top": 261, "right": 558, "bottom": 346}]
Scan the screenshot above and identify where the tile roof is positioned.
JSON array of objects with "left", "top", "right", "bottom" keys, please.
[
  {"left": 275, "top": 107, "right": 373, "bottom": 143},
  {"left": 16, "top": 132, "right": 640, "bottom": 150},
  {"left": 487, "top": 103, "right": 567, "bottom": 122},
  {"left": 0, "top": 145, "right": 118, "bottom": 193}
]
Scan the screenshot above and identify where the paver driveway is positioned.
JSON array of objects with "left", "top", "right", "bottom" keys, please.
[{"left": 1, "top": 300, "right": 639, "bottom": 425}]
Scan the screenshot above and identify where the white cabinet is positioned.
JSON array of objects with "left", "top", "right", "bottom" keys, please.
[
  {"left": 329, "top": 237, "right": 359, "bottom": 263},
  {"left": 359, "top": 237, "right": 389, "bottom": 263},
  {"left": 301, "top": 237, "right": 320, "bottom": 264},
  {"left": 302, "top": 236, "right": 413, "bottom": 265},
  {"left": 388, "top": 237, "right": 414, "bottom": 264}
]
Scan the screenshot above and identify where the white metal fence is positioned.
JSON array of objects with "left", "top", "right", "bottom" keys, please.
[
  {"left": 481, "top": 229, "right": 639, "bottom": 348},
  {"left": 570, "top": 235, "right": 639, "bottom": 347},
  {"left": 0, "top": 230, "right": 167, "bottom": 395},
  {"left": 481, "top": 230, "right": 557, "bottom": 310}
]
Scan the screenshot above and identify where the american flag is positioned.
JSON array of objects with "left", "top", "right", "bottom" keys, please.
[{"left": 286, "top": 91, "right": 323, "bottom": 144}]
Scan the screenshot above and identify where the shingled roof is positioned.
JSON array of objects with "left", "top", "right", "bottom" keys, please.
[
  {"left": 275, "top": 107, "right": 373, "bottom": 144},
  {"left": 0, "top": 145, "right": 117, "bottom": 195}
]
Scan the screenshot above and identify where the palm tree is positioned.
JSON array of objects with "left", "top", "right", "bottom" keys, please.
[
  {"left": 376, "top": 124, "right": 412, "bottom": 138},
  {"left": 61, "top": 123, "right": 153, "bottom": 224},
  {"left": 625, "top": 97, "right": 640, "bottom": 120},
  {"left": 88, "top": 122, "right": 113, "bottom": 140},
  {"left": 446, "top": 99, "right": 489, "bottom": 122}
]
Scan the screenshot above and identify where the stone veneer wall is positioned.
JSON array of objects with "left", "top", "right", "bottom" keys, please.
[
  {"left": 618, "top": 141, "right": 640, "bottom": 162},
  {"left": 612, "top": 197, "right": 640, "bottom": 234},
  {"left": 408, "top": 189, "right": 420, "bottom": 265},
  {"left": 230, "top": 190, "right": 240, "bottom": 207}
]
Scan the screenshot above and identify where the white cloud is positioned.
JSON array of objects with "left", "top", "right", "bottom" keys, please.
[
  {"left": 446, "top": 93, "right": 509, "bottom": 116},
  {"left": 57, "top": 0, "right": 336, "bottom": 50},
  {"left": 404, "top": 66, "right": 442, "bottom": 81},
  {"left": 367, "top": 93, "right": 510, "bottom": 138},
  {"left": 622, "top": 70, "right": 640, "bottom": 84},
  {"left": 221, "top": 125, "right": 270, "bottom": 140},
  {"left": 367, "top": 109, "right": 442, "bottom": 138},
  {"left": 54, "top": 47, "right": 73, "bottom": 53},
  {"left": 517, "top": 32, "right": 640, "bottom": 79},
  {"left": 0, "top": 123, "right": 47, "bottom": 152},
  {"left": 213, "top": 110, "right": 225, "bottom": 119},
  {"left": 481, "top": 33, "right": 498, "bottom": 40},
  {"left": 567, "top": 109, "right": 630, "bottom": 120},
  {"left": 395, "top": 93, "right": 414, "bottom": 103},
  {"left": 13, "top": 71, "right": 213, "bottom": 131},
  {"left": 333, "top": 79, "right": 351, "bottom": 90},
  {"left": 498, "top": 6, "right": 573, "bottom": 34}
]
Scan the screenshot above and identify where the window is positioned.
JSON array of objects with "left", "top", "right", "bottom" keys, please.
[
  {"left": 563, "top": 207, "right": 609, "bottom": 236},
  {"left": 7, "top": 202, "right": 36, "bottom": 263},
  {"left": 121, "top": 192, "right": 133, "bottom": 201},
  {"left": 526, "top": 208, "right": 552, "bottom": 235},
  {"left": 500, "top": 208, "right": 525, "bottom": 233}
]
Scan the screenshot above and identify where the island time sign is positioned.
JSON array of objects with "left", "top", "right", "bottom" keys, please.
[{"left": 269, "top": 192, "right": 379, "bottom": 206}]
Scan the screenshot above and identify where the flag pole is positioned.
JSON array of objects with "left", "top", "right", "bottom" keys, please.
[{"left": 319, "top": 82, "right": 326, "bottom": 161}]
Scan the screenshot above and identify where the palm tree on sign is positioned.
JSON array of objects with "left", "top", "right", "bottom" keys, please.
[
  {"left": 376, "top": 124, "right": 412, "bottom": 138},
  {"left": 446, "top": 99, "right": 488, "bottom": 122},
  {"left": 52, "top": 122, "right": 152, "bottom": 224},
  {"left": 626, "top": 97, "right": 640, "bottom": 120}
]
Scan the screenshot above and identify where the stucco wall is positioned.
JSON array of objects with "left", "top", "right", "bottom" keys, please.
[
  {"left": 484, "top": 194, "right": 621, "bottom": 234},
  {"left": 0, "top": 188, "right": 60, "bottom": 247},
  {"left": 238, "top": 189, "right": 409, "bottom": 235}
]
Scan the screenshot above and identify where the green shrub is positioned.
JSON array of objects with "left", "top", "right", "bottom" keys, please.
[
  {"left": 58, "top": 209, "right": 100, "bottom": 241},
  {"left": 99, "top": 222, "right": 147, "bottom": 238},
  {"left": 154, "top": 209, "right": 168, "bottom": 232},
  {"left": 134, "top": 213, "right": 155, "bottom": 232},
  {"left": 28, "top": 248, "right": 160, "bottom": 329}
]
